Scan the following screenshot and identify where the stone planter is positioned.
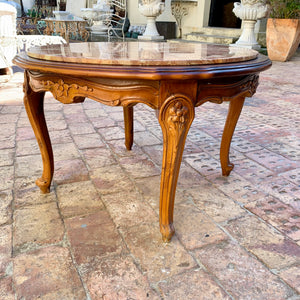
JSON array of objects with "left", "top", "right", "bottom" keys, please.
[{"left": 266, "top": 18, "right": 300, "bottom": 62}]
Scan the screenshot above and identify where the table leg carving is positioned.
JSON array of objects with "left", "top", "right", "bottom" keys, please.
[
  {"left": 123, "top": 106, "right": 134, "bottom": 151},
  {"left": 220, "top": 96, "right": 245, "bottom": 176},
  {"left": 159, "top": 95, "right": 195, "bottom": 242},
  {"left": 23, "top": 71, "right": 54, "bottom": 193}
]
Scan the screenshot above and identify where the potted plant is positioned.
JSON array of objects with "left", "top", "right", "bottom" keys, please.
[{"left": 266, "top": 0, "right": 300, "bottom": 61}]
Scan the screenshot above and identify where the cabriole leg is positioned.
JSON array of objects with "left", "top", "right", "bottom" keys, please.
[
  {"left": 158, "top": 95, "right": 195, "bottom": 242},
  {"left": 220, "top": 96, "right": 245, "bottom": 176},
  {"left": 123, "top": 106, "right": 134, "bottom": 150},
  {"left": 23, "top": 71, "right": 54, "bottom": 193}
]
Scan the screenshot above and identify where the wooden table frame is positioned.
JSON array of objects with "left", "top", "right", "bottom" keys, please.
[{"left": 14, "top": 52, "right": 271, "bottom": 242}]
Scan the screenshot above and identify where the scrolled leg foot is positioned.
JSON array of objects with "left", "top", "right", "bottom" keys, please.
[
  {"left": 36, "top": 177, "right": 51, "bottom": 194},
  {"left": 222, "top": 163, "right": 234, "bottom": 176},
  {"left": 160, "top": 223, "right": 175, "bottom": 243}
]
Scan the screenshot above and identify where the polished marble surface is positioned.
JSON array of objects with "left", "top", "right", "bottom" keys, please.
[{"left": 27, "top": 41, "right": 258, "bottom": 66}]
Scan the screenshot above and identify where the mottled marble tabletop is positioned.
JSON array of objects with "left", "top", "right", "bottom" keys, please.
[{"left": 27, "top": 41, "right": 258, "bottom": 66}]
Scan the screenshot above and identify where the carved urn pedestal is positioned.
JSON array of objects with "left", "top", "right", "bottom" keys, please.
[
  {"left": 81, "top": 1, "right": 112, "bottom": 37},
  {"left": 138, "top": 0, "right": 165, "bottom": 40},
  {"left": 232, "top": 0, "right": 269, "bottom": 50}
]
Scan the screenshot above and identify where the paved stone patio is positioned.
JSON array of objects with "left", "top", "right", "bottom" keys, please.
[{"left": 0, "top": 50, "right": 299, "bottom": 299}]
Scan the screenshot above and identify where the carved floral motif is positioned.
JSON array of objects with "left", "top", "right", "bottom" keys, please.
[
  {"left": 160, "top": 96, "right": 194, "bottom": 145},
  {"left": 197, "top": 74, "right": 260, "bottom": 106},
  {"left": 240, "top": 74, "right": 259, "bottom": 96},
  {"left": 168, "top": 101, "right": 188, "bottom": 130},
  {"left": 41, "top": 79, "right": 93, "bottom": 103}
]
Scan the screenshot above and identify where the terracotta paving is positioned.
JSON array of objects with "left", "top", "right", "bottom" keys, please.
[{"left": 0, "top": 50, "right": 299, "bottom": 299}]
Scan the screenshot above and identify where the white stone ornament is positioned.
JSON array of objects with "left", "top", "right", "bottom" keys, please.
[
  {"left": 138, "top": 0, "right": 165, "bottom": 40},
  {"left": 81, "top": 0, "right": 112, "bottom": 35},
  {"left": 232, "top": 0, "right": 270, "bottom": 50}
]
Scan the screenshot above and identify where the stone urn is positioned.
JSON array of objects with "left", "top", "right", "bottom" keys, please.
[
  {"left": 232, "top": 0, "right": 270, "bottom": 49},
  {"left": 53, "top": 11, "right": 71, "bottom": 20},
  {"left": 138, "top": 0, "right": 165, "bottom": 40},
  {"left": 81, "top": 0, "right": 112, "bottom": 35}
]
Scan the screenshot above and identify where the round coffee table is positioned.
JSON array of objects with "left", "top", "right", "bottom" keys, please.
[{"left": 14, "top": 41, "right": 271, "bottom": 242}]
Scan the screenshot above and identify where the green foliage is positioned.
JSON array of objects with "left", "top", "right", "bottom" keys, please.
[{"left": 268, "top": 0, "right": 300, "bottom": 19}]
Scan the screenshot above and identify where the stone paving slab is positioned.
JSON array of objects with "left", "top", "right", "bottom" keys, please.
[
  {"left": 13, "top": 246, "right": 86, "bottom": 299},
  {"left": 0, "top": 51, "right": 299, "bottom": 299},
  {"left": 194, "top": 240, "right": 296, "bottom": 299},
  {"left": 83, "top": 255, "right": 159, "bottom": 299}
]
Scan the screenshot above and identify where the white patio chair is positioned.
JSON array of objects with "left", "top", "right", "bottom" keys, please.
[
  {"left": 0, "top": 2, "right": 66, "bottom": 82},
  {"left": 105, "top": 0, "right": 127, "bottom": 40}
]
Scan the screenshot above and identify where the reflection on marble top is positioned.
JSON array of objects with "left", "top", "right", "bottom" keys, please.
[{"left": 27, "top": 41, "right": 258, "bottom": 66}]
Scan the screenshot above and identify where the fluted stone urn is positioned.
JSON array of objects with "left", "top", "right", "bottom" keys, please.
[
  {"left": 138, "top": 0, "right": 165, "bottom": 40},
  {"left": 232, "top": 0, "right": 270, "bottom": 49},
  {"left": 81, "top": 0, "right": 112, "bottom": 35}
]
